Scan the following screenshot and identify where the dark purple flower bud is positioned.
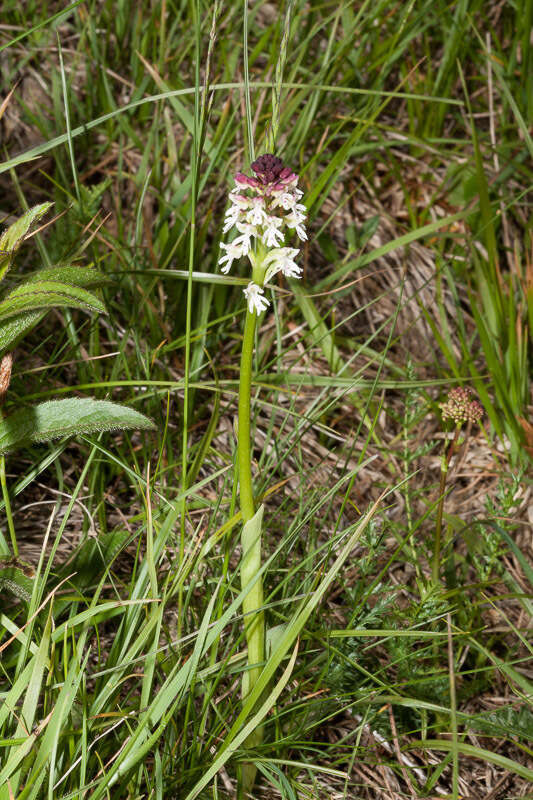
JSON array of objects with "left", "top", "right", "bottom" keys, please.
[{"left": 251, "top": 154, "right": 285, "bottom": 185}]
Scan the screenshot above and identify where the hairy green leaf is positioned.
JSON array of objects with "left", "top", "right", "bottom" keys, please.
[
  {"left": 24, "top": 264, "right": 110, "bottom": 288},
  {"left": 0, "top": 280, "right": 106, "bottom": 321},
  {"left": 0, "top": 310, "right": 45, "bottom": 357},
  {"left": 0, "top": 398, "right": 156, "bottom": 454},
  {"left": 0, "top": 269, "right": 108, "bottom": 354},
  {"left": 0, "top": 558, "right": 35, "bottom": 602},
  {"left": 0, "top": 203, "right": 53, "bottom": 281}
]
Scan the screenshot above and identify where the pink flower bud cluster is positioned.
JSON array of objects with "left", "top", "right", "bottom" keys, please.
[
  {"left": 218, "top": 154, "right": 307, "bottom": 314},
  {"left": 440, "top": 387, "right": 483, "bottom": 425}
]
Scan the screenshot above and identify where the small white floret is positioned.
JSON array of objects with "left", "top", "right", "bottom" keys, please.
[
  {"left": 243, "top": 282, "right": 269, "bottom": 314},
  {"left": 218, "top": 241, "right": 245, "bottom": 274},
  {"left": 285, "top": 209, "right": 307, "bottom": 241},
  {"left": 262, "top": 216, "right": 284, "bottom": 248},
  {"left": 223, "top": 205, "right": 241, "bottom": 233},
  {"left": 264, "top": 247, "right": 302, "bottom": 281},
  {"left": 246, "top": 197, "right": 267, "bottom": 226},
  {"left": 233, "top": 222, "right": 258, "bottom": 254},
  {"left": 271, "top": 191, "right": 298, "bottom": 211}
]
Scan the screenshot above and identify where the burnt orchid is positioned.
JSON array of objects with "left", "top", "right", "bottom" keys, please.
[
  {"left": 225, "top": 155, "right": 306, "bottom": 795},
  {"left": 219, "top": 154, "right": 306, "bottom": 313}
]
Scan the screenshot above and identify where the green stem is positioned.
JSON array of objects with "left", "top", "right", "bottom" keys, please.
[
  {"left": 240, "top": 507, "right": 264, "bottom": 711},
  {"left": 237, "top": 304, "right": 265, "bottom": 795},
  {"left": 0, "top": 455, "right": 17, "bottom": 557},
  {"left": 238, "top": 309, "right": 257, "bottom": 523},
  {"left": 432, "top": 425, "right": 461, "bottom": 585}
]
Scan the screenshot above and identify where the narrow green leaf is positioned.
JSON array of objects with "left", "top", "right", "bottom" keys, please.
[
  {"left": 291, "top": 281, "right": 342, "bottom": 373},
  {"left": 186, "top": 381, "right": 220, "bottom": 488},
  {"left": 408, "top": 739, "right": 533, "bottom": 782},
  {"left": 0, "top": 615, "right": 51, "bottom": 798},
  {"left": 315, "top": 210, "right": 468, "bottom": 292},
  {"left": 195, "top": 492, "right": 386, "bottom": 799},
  {"left": 0, "top": 657, "right": 37, "bottom": 729},
  {"left": 0, "top": 398, "right": 155, "bottom": 455},
  {"left": 0, "top": 731, "right": 38, "bottom": 797},
  {"left": 491, "top": 523, "right": 533, "bottom": 588},
  {"left": 16, "top": 650, "right": 90, "bottom": 800},
  {"left": 102, "top": 584, "right": 222, "bottom": 791},
  {"left": 184, "top": 642, "right": 299, "bottom": 800}
]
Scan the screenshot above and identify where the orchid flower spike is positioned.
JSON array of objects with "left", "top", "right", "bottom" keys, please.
[{"left": 218, "top": 154, "right": 307, "bottom": 313}]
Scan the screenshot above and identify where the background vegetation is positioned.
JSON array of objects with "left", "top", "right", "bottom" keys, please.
[{"left": 0, "top": 1, "right": 532, "bottom": 797}]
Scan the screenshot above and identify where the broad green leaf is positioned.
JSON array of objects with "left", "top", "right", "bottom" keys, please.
[
  {"left": 0, "top": 264, "right": 108, "bottom": 353},
  {"left": 0, "top": 280, "right": 106, "bottom": 321},
  {"left": 24, "top": 265, "right": 110, "bottom": 289},
  {"left": 0, "top": 203, "right": 53, "bottom": 281},
  {"left": 0, "top": 204, "right": 52, "bottom": 251},
  {"left": 0, "top": 310, "right": 45, "bottom": 357},
  {"left": 240, "top": 505, "right": 264, "bottom": 600},
  {"left": 0, "top": 398, "right": 155, "bottom": 455},
  {"left": 241, "top": 505, "right": 265, "bottom": 700}
]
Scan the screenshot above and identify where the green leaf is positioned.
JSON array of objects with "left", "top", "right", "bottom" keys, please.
[
  {"left": 0, "top": 280, "right": 106, "bottom": 321},
  {"left": 0, "top": 310, "right": 45, "bottom": 357},
  {"left": 54, "top": 529, "right": 131, "bottom": 594},
  {"left": 24, "top": 264, "right": 110, "bottom": 289},
  {"left": 0, "top": 203, "right": 53, "bottom": 281},
  {"left": 0, "top": 557, "right": 35, "bottom": 602},
  {"left": 0, "top": 203, "right": 52, "bottom": 251},
  {"left": 0, "top": 657, "right": 37, "bottom": 730},
  {"left": 1, "top": 614, "right": 51, "bottom": 797},
  {"left": 467, "top": 704, "right": 533, "bottom": 742},
  {"left": 0, "top": 266, "right": 109, "bottom": 354},
  {"left": 0, "top": 398, "right": 156, "bottom": 455},
  {"left": 291, "top": 280, "right": 342, "bottom": 373},
  {"left": 409, "top": 739, "right": 533, "bottom": 782},
  {"left": 16, "top": 649, "right": 90, "bottom": 800}
]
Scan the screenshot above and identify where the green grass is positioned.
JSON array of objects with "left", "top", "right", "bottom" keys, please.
[{"left": 0, "top": 1, "right": 532, "bottom": 798}]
